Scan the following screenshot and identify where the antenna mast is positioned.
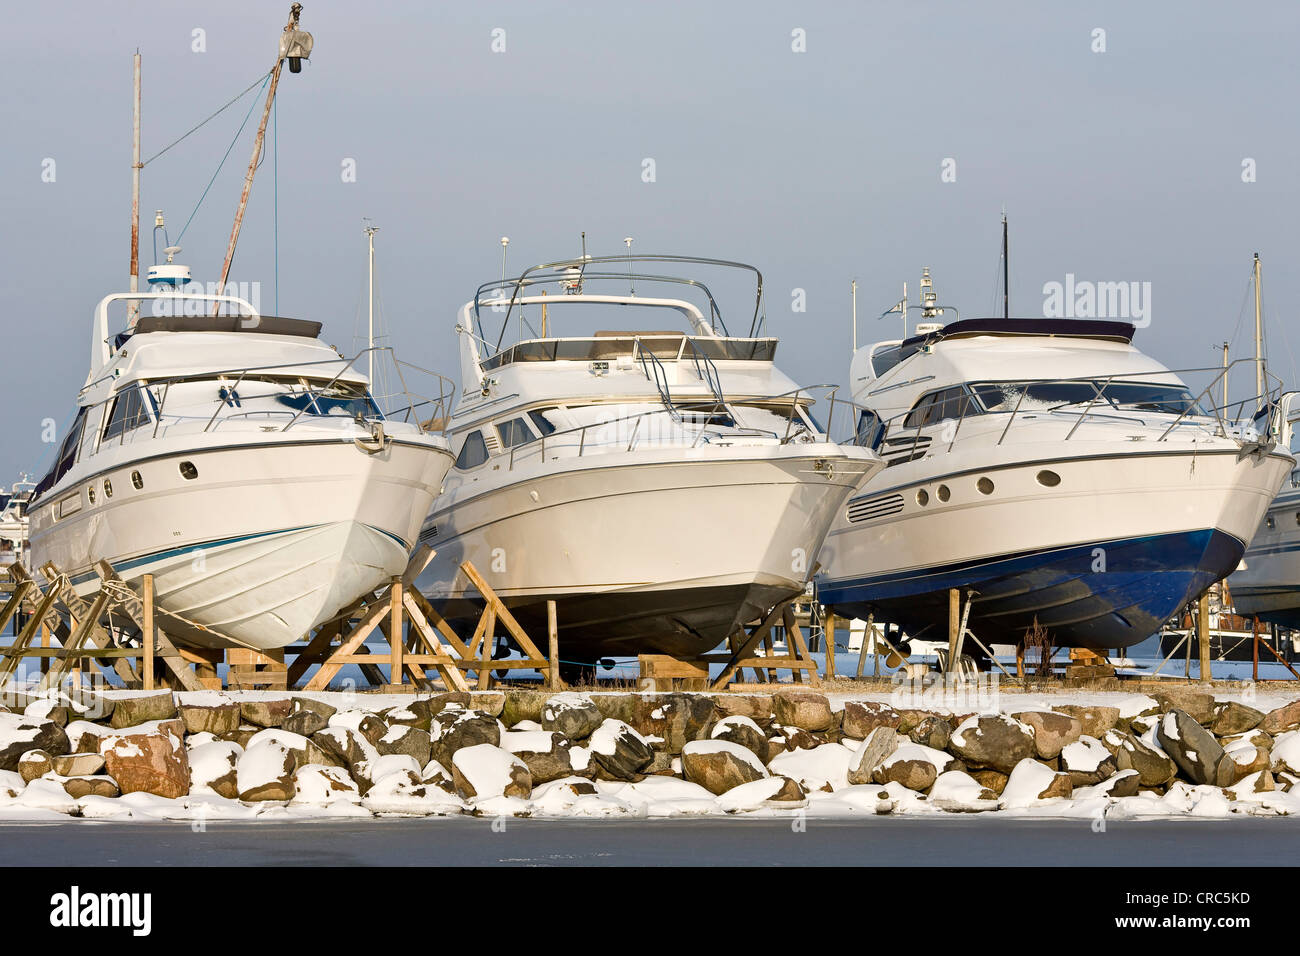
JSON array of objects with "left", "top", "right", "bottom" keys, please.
[
  {"left": 1254, "top": 253, "right": 1265, "bottom": 401},
  {"left": 364, "top": 221, "right": 378, "bottom": 383},
  {"left": 1002, "top": 212, "right": 1010, "bottom": 319},
  {"left": 128, "top": 52, "right": 142, "bottom": 326}
]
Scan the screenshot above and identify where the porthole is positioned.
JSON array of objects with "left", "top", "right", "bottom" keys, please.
[
  {"left": 977, "top": 477, "right": 995, "bottom": 495},
  {"left": 131, "top": 470, "right": 143, "bottom": 490},
  {"left": 937, "top": 484, "right": 951, "bottom": 502},
  {"left": 88, "top": 486, "right": 96, "bottom": 505},
  {"left": 180, "top": 461, "right": 198, "bottom": 480},
  {"left": 916, "top": 489, "right": 930, "bottom": 506},
  {"left": 103, "top": 478, "right": 113, "bottom": 498},
  {"left": 1036, "top": 470, "right": 1061, "bottom": 487}
]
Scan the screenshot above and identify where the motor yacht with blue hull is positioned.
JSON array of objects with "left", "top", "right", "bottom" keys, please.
[
  {"left": 28, "top": 289, "right": 454, "bottom": 651},
  {"left": 818, "top": 306, "right": 1294, "bottom": 651},
  {"left": 417, "top": 255, "right": 883, "bottom": 661}
]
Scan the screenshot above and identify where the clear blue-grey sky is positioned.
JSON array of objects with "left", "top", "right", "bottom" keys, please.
[{"left": 1, "top": 1, "right": 1297, "bottom": 481}]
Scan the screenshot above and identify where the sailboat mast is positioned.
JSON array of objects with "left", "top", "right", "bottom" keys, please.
[
  {"left": 128, "top": 52, "right": 141, "bottom": 326},
  {"left": 1002, "top": 213, "right": 1010, "bottom": 319},
  {"left": 365, "top": 223, "right": 378, "bottom": 383},
  {"left": 1254, "top": 253, "right": 1264, "bottom": 400},
  {"left": 851, "top": 278, "right": 857, "bottom": 352}
]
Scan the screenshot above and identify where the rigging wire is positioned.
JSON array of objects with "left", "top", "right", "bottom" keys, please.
[
  {"left": 140, "top": 71, "right": 272, "bottom": 168},
  {"left": 174, "top": 75, "right": 270, "bottom": 245}
]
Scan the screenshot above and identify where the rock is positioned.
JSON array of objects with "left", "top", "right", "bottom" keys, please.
[
  {"left": 292, "top": 764, "right": 362, "bottom": 805},
  {"left": 18, "top": 749, "right": 53, "bottom": 784},
  {"left": 847, "top": 727, "right": 899, "bottom": 786},
  {"left": 540, "top": 693, "right": 604, "bottom": 740},
  {"left": 1059, "top": 735, "right": 1118, "bottom": 786},
  {"left": 283, "top": 709, "right": 331, "bottom": 738},
  {"left": 587, "top": 719, "right": 654, "bottom": 781},
  {"left": 710, "top": 715, "right": 768, "bottom": 760},
  {"left": 681, "top": 740, "right": 769, "bottom": 795},
  {"left": 713, "top": 694, "right": 773, "bottom": 722},
  {"left": 874, "top": 742, "right": 952, "bottom": 792},
  {"left": 501, "top": 730, "right": 573, "bottom": 784},
  {"left": 312, "top": 726, "right": 380, "bottom": 771},
  {"left": 907, "top": 715, "right": 953, "bottom": 751},
  {"left": 430, "top": 710, "right": 503, "bottom": 766},
  {"left": 1152, "top": 689, "right": 1216, "bottom": 725},
  {"left": 328, "top": 709, "right": 388, "bottom": 745},
  {"left": 949, "top": 714, "right": 1035, "bottom": 773},
  {"left": 1013, "top": 711, "right": 1082, "bottom": 760},
  {"left": 1001, "top": 759, "right": 1073, "bottom": 808},
  {"left": 715, "top": 775, "right": 807, "bottom": 812},
  {"left": 222, "top": 726, "right": 262, "bottom": 749},
  {"left": 188, "top": 740, "right": 242, "bottom": 799},
  {"left": 776, "top": 727, "right": 822, "bottom": 752},
  {"left": 239, "top": 697, "right": 294, "bottom": 729},
  {"left": 645, "top": 751, "right": 677, "bottom": 776},
  {"left": 633, "top": 694, "right": 716, "bottom": 754},
  {"left": 1105, "top": 731, "right": 1178, "bottom": 788},
  {"left": 109, "top": 692, "right": 177, "bottom": 729},
  {"left": 1101, "top": 770, "right": 1142, "bottom": 798},
  {"left": 1210, "top": 701, "right": 1265, "bottom": 737},
  {"left": 1227, "top": 770, "right": 1276, "bottom": 799},
  {"left": 177, "top": 692, "right": 241, "bottom": 736},
  {"left": 0, "top": 713, "right": 70, "bottom": 771},
  {"left": 62, "top": 720, "right": 109, "bottom": 755},
  {"left": 245, "top": 728, "right": 334, "bottom": 770},
  {"left": 841, "top": 701, "right": 901, "bottom": 739},
  {"left": 377, "top": 725, "right": 432, "bottom": 767},
  {"left": 897, "top": 710, "right": 941, "bottom": 736},
  {"left": 471, "top": 692, "right": 506, "bottom": 718},
  {"left": 1157, "top": 709, "right": 1235, "bottom": 787},
  {"left": 772, "top": 690, "right": 835, "bottom": 732},
  {"left": 1052, "top": 705, "right": 1121, "bottom": 738},
  {"left": 1271, "top": 730, "right": 1300, "bottom": 775},
  {"left": 52, "top": 752, "right": 104, "bottom": 777},
  {"left": 23, "top": 699, "right": 70, "bottom": 727},
  {"left": 969, "top": 770, "right": 1010, "bottom": 796},
  {"left": 1220, "top": 731, "right": 1272, "bottom": 781},
  {"left": 501, "top": 689, "right": 547, "bottom": 727},
  {"left": 451, "top": 743, "right": 532, "bottom": 800},
  {"left": 237, "top": 740, "right": 297, "bottom": 801},
  {"left": 102, "top": 725, "right": 190, "bottom": 799},
  {"left": 293, "top": 696, "right": 338, "bottom": 721},
  {"left": 928, "top": 770, "right": 999, "bottom": 811},
  {"left": 60, "top": 776, "right": 120, "bottom": 799},
  {"left": 383, "top": 705, "right": 431, "bottom": 734},
  {"left": 1259, "top": 700, "right": 1300, "bottom": 735}
]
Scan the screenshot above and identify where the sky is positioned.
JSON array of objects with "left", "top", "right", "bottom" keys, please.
[{"left": 1, "top": 0, "right": 1298, "bottom": 481}]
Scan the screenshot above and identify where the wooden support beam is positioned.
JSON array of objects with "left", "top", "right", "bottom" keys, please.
[
  {"left": 782, "top": 604, "right": 821, "bottom": 688},
  {"left": 825, "top": 612, "right": 836, "bottom": 680},
  {"left": 946, "top": 587, "right": 961, "bottom": 675},
  {"left": 1197, "top": 590, "right": 1211, "bottom": 683},
  {"left": 389, "top": 576, "right": 403, "bottom": 688},
  {"left": 142, "top": 573, "right": 155, "bottom": 690},
  {"left": 711, "top": 600, "right": 792, "bottom": 690},
  {"left": 94, "top": 561, "right": 204, "bottom": 691},
  {"left": 547, "top": 600, "right": 561, "bottom": 690}
]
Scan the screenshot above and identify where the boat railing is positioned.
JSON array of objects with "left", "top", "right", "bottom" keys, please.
[{"left": 873, "top": 361, "right": 1288, "bottom": 456}]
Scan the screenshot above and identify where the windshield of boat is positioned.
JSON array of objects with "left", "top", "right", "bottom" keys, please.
[{"left": 970, "top": 381, "right": 1207, "bottom": 416}]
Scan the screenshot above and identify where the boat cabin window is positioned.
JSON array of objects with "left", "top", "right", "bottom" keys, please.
[
  {"left": 34, "top": 408, "right": 88, "bottom": 496},
  {"left": 903, "top": 387, "right": 979, "bottom": 429},
  {"left": 275, "top": 380, "right": 381, "bottom": 419},
  {"left": 854, "top": 410, "right": 885, "bottom": 449},
  {"left": 103, "top": 386, "right": 151, "bottom": 442},
  {"left": 528, "top": 408, "right": 558, "bottom": 436},
  {"left": 970, "top": 381, "right": 1205, "bottom": 416},
  {"left": 454, "top": 430, "right": 489, "bottom": 470},
  {"left": 496, "top": 418, "right": 535, "bottom": 449}
]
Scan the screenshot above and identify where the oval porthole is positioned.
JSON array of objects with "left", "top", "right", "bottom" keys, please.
[
  {"left": 916, "top": 489, "right": 930, "bottom": 506},
  {"left": 131, "top": 470, "right": 144, "bottom": 490},
  {"left": 88, "top": 486, "right": 96, "bottom": 505},
  {"left": 180, "top": 461, "right": 198, "bottom": 480},
  {"left": 103, "top": 478, "right": 113, "bottom": 498},
  {"left": 1036, "top": 470, "right": 1061, "bottom": 488},
  {"left": 937, "top": 484, "right": 951, "bottom": 502},
  {"left": 977, "top": 477, "right": 995, "bottom": 495}
]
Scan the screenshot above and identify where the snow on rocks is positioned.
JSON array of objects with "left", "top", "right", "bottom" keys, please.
[
  {"left": 680, "top": 739, "right": 768, "bottom": 794},
  {"left": 587, "top": 719, "right": 654, "bottom": 781},
  {"left": 540, "top": 693, "right": 603, "bottom": 740},
  {"left": 949, "top": 714, "right": 1035, "bottom": 773},
  {"left": 772, "top": 690, "right": 835, "bottom": 732},
  {"left": 1157, "top": 709, "right": 1234, "bottom": 787},
  {"left": 450, "top": 743, "right": 531, "bottom": 801},
  {"left": 501, "top": 730, "right": 573, "bottom": 783},
  {"left": 1058, "top": 735, "right": 1117, "bottom": 786},
  {"left": 928, "top": 771, "right": 999, "bottom": 812},
  {"left": 875, "top": 742, "right": 954, "bottom": 792},
  {"left": 847, "top": 726, "right": 899, "bottom": 786},
  {"left": 1000, "top": 759, "right": 1074, "bottom": 809},
  {"left": 176, "top": 691, "right": 241, "bottom": 736},
  {"left": 1272, "top": 730, "right": 1300, "bottom": 775},
  {"left": 1012, "top": 711, "right": 1082, "bottom": 760},
  {"left": 767, "top": 742, "right": 852, "bottom": 793},
  {"left": 189, "top": 740, "right": 241, "bottom": 799},
  {"left": 101, "top": 721, "right": 189, "bottom": 799},
  {"left": 1260, "top": 700, "right": 1300, "bottom": 735},
  {"left": 0, "top": 712, "right": 68, "bottom": 771},
  {"left": 236, "top": 740, "right": 296, "bottom": 802},
  {"left": 710, "top": 715, "right": 768, "bottom": 759}
]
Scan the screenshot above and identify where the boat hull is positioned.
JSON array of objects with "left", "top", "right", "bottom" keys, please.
[
  {"left": 1228, "top": 486, "right": 1300, "bottom": 628},
  {"left": 818, "top": 447, "right": 1293, "bottom": 649},
  {"left": 30, "top": 437, "right": 451, "bottom": 649},
  {"left": 418, "top": 446, "right": 877, "bottom": 659}
]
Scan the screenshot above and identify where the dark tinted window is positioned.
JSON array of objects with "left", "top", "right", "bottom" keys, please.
[
  {"left": 103, "top": 387, "right": 150, "bottom": 441},
  {"left": 527, "top": 409, "right": 557, "bottom": 436},
  {"left": 497, "top": 418, "right": 534, "bottom": 448},
  {"left": 454, "top": 431, "right": 489, "bottom": 470}
]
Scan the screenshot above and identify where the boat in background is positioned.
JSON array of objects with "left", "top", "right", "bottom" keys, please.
[
  {"left": 417, "top": 253, "right": 883, "bottom": 667},
  {"left": 1229, "top": 465, "right": 1300, "bottom": 630},
  {"left": 0, "top": 476, "right": 35, "bottom": 568},
  {"left": 817, "top": 269, "right": 1295, "bottom": 651}
]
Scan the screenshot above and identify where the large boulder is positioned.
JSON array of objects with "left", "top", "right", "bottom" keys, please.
[
  {"left": 236, "top": 740, "right": 297, "bottom": 801},
  {"left": 540, "top": 693, "right": 603, "bottom": 740},
  {"left": 874, "top": 742, "right": 953, "bottom": 792},
  {"left": 1210, "top": 701, "right": 1264, "bottom": 737},
  {"left": 18, "top": 749, "right": 53, "bottom": 784},
  {"left": 312, "top": 726, "right": 379, "bottom": 771},
  {"left": 177, "top": 692, "right": 241, "bottom": 736},
  {"left": 712, "top": 695, "right": 773, "bottom": 722},
  {"left": 500, "top": 689, "right": 548, "bottom": 727},
  {"left": 1102, "top": 730, "right": 1177, "bottom": 788},
  {"left": 1058, "top": 735, "right": 1118, "bottom": 786},
  {"left": 377, "top": 725, "right": 433, "bottom": 767},
  {"left": 52, "top": 752, "right": 104, "bottom": 777},
  {"left": 1013, "top": 711, "right": 1082, "bottom": 760},
  {"left": 1260, "top": 701, "right": 1300, "bottom": 735},
  {"left": 928, "top": 771, "right": 999, "bottom": 812},
  {"left": 450, "top": 743, "right": 532, "bottom": 800},
  {"left": 283, "top": 698, "right": 335, "bottom": 737},
  {"left": 949, "top": 714, "right": 1035, "bottom": 773},
  {"left": 188, "top": 740, "right": 242, "bottom": 799},
  {"left": 430, "top": 710, "right": 503, "bottom": 766},
  {"left": 1152, "top": 689, "right": 1216, "bottom": 725},
  {"left": 710, "top": 716, "right": 768, "bottom": 761},
  {"left": 1156, "top": 709, "right": 1235, "bottom": 786},
  {"left": 500, "top": 730, "right": 574, "bottom": 784},
  {"left": 680, "top": 740, "right": 768, "bottom": 795},
  {"left": 59, "top": 776, "right": 120, "bottom": 799},
  {"left": 1001, "top": 758, "right": 1074, "bottom": 808},
  {"left": 329, "top": 709, "right": 389, "bottom": 745},
  {"left": 587, "top": 719, "right": 654, "bottom": 781},
  {"left": 1052, "top": 705, "right": 1120, "bottom": 738},
  {"left": 907, "top": 715, "right": 953, "bottom": 751},
  {"left": 101, "top": 724, "right": 190, "bottom": 799},
  {"left": 847, "top": 728, "right": 899, "bottom": 790},
  {"left": 841, "top": 701, "right": 901, "bottom": 739},
  {"left": 110, "top": 692, "right": 177, "bottom": 729},
  {"left": 292, "top": 764, "right": 362, "bottom": 806},
  {"left": 1220, "top": 731, "right": 1272, "bottom": 782},
  {"left": 633, "top": 694, "right": 716, "bottom": 754},
  {"left": 239, "top": 697, "right": 295, "bottom": 729},
  {"left": 1271, "top": 730, "right": 1300, "bottom": 775},
  {"left": 772, "top": 691, "right": 835, "bottom": 732},
  {"left": 0, "top": 713, "right": 69, "bottom": 771}
]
